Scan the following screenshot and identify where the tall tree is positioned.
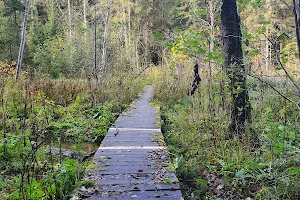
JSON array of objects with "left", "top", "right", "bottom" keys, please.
[
  {"left": 67, "top": 0, "right": 72, "bottom": 38},
  {"left": 93, "top": 3, "right": 98, "bottom": 83},
  {"left": 293, "top": 0, "right": 300, "bottom": 58},
  {"left": 221, "top": 0, "right": 251, "bottom": 136},
  {"left": 99, "top": 0, "right": 114, "bottom": 82},
  {"left": 15, "top": 0, "right": 31, "bottom": 81},
  {"left": 83, "top": 0, "right": 87, "bottom": 43}
]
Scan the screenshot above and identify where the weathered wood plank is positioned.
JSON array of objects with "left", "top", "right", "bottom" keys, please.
[{"left": 88, "top": 190, "right": 182, "bottom": 199}]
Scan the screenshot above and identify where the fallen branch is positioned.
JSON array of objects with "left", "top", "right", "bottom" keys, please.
[
  {"left": 81, "top": 149, "right": 98, "bottom": 163},
  {"left": 135, "top": 65, "right": 151, "bottom": 78}
]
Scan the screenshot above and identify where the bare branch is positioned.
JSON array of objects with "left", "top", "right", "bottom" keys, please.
[
  {"left": 135, "top": 65, "right": 151, "bottom": 78},
  {"left": 279, "top": 0, "right": 293, "bottom": 11},
  {"left": 248, "top": 73, "right": 300, "bottom": 110},
  {"left": 263, "top": 33, "right": 300, "bottom": 96}
]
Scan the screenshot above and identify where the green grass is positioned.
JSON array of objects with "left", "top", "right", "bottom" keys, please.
[
  {"left": 0, "top": 74, "right": 148, "bottom": 199},
  {"left": 154, "top": 75, "right": 300, "bottom": 200}
]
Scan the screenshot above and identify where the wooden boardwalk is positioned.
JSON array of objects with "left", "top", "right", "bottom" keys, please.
[{"left": 75, "top": 86, "right": 182, "bottom": 199}]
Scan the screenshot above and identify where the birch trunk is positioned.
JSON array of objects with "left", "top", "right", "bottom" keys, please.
[
  {"left": 208, "top": 0, "right": 215, "bottom": 114},
  {"left": 208, "top": 0, "right": 215, "bottom": 81},
  {"left": 83, "top": 0, "right": 87, "bottom": 43},
  {"left": 265, "top": 27, "right": 269, "bottom": 72},
  {"left": 293, "top": 0, "right": 300, "bottom": 58},
  {"left": 82, "top": 0, "right": 88, "bottom": 77},
  {"left": 128, "top": 1, "right": 131, "bottom": 44},
  {"left": 94, "top": 5, "right": 99, "bottom": 84},
  {"left": 15, "top": 0, "right": 31, "bottom": 81},
  {"left": 99, "top": 0, "right": 114, "bottom": 82},
  {"left": 68, "top": 0, "right": 72, "bottom": 38},
  {"left": 135, "top": 32, "right": 140, "bottom": 70}
]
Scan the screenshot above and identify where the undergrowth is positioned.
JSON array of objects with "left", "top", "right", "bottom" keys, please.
[
  {"left": 0, "top": 74, "right": 147, "bottom": 199},
  {"left": 154, "top": 75, "right": 300, "bottom": 200}
]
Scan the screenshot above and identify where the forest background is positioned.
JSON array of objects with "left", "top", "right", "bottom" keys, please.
[{"left": 0, "top": 0, "right": 300, "bottom": 199}]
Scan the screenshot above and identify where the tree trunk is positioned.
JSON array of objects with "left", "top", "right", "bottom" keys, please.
[
  {"left": 208, "top": 0, "right": 215, "bottom": 114},
  {"left": 99, "top": 0, "right": 114, "bottom": 82},
  {"left": 135, "top": 30, "right": 140, "bottom": 71},
  {"left": 128, "top": 1, "right": 131, "bottom": 44},
  {"left": 208, "top": 0, "right": 215, "bottom": 73},
  {"left": 190, "top": 63, "right": 201, "bottom": 96},
  {"left": 68, "top": 0, "right": 72, "bottom": 38},
  {"left": 143, "top": 0, "right": 153, "bottom": 68},
  {"left": 293, "top": 0, "right": 300, "bottom": 58},
  {"left": 15, "top": 0, "right": 31, "bottom": 81},
  {"left": 12, "top": 11, "right": 18, "bottom": 61},
  {"left": 265, "top": 26, "right": 269, "bottom": 72},
  {"left": 221, "top": 0, "right": 251, "bottom": 136},
  {"left": 94, "top": 5, "right": 99, "bottom": 84},
  {"left": 83, "top": 0, "right": 87, "bottom": 43}
]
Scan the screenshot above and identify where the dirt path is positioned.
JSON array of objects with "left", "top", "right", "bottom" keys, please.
[{"left": 74, "top": 86, "right": 182, "bottom": 199}]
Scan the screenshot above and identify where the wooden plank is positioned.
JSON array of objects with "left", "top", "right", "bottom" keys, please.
[
  {"left": 94, "top": 154, "right": 151, "bottom": 159},
  {"left": 97, "top": 168, "right": 156, "bottom": 175},
  {"left": 95, "top": 157, "right": 151, "bottom": 162},
  {"left": 91, "top": 174, "right": 178, "bottom": 185},
  {"left": 99, "top": 183, "right": 181, "bottom": 192},
  {"left": 98, "top": 146, "right": 165, "bottom": 150},
  {"left": 101, "top": 142, "right": 159, "bottom": 147},
  {"left": 94, "top": 165, "right": 155, "bottom": 172},
  {"left": 109, "top": 128, "right": 161, "bottom": 132},
  {"left": 88, "top": 190, "right": 182, "bottom": 199},
  {"left": 96, "top": 178, "right": 172, "bottom": 186}
]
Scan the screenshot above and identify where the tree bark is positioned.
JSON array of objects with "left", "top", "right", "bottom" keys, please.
[
  {"left": 99, "top": 0, "right": 114, "bottom": 82},
  {"left": 208, "top": 0, "right": 215, "bottom": 73},
  {"left": 94, "top": 5, "right": 99, "bottom": 84},
  {"left": 293, "top": 0, "right": 300, "bottom": 58},
  {"left": 221, "top": 0, "right": 251, "bottom": 136},
  {"left": 190, "top": 63, "right": 201, "bottom": 96},
  {"left": 68, "top": 0, "right": 72, "bottom": 38},
  {"left": 12, "top": 11, "right": 18, "bottom": 61},
  {"left": 82, "top": 0, "right": 87, "bottom": 77},
  {"left": 265, "top": 27, "right": 269, "bottom": 72},
  {"left": 83, "top": 0, "right": 87, "bottom": 43},
  {"left": 15, "top": 0, "right": 31, "bottom": 81},
  {"left": 208, "top": 0, "right": 215, "bottom": 114}
]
